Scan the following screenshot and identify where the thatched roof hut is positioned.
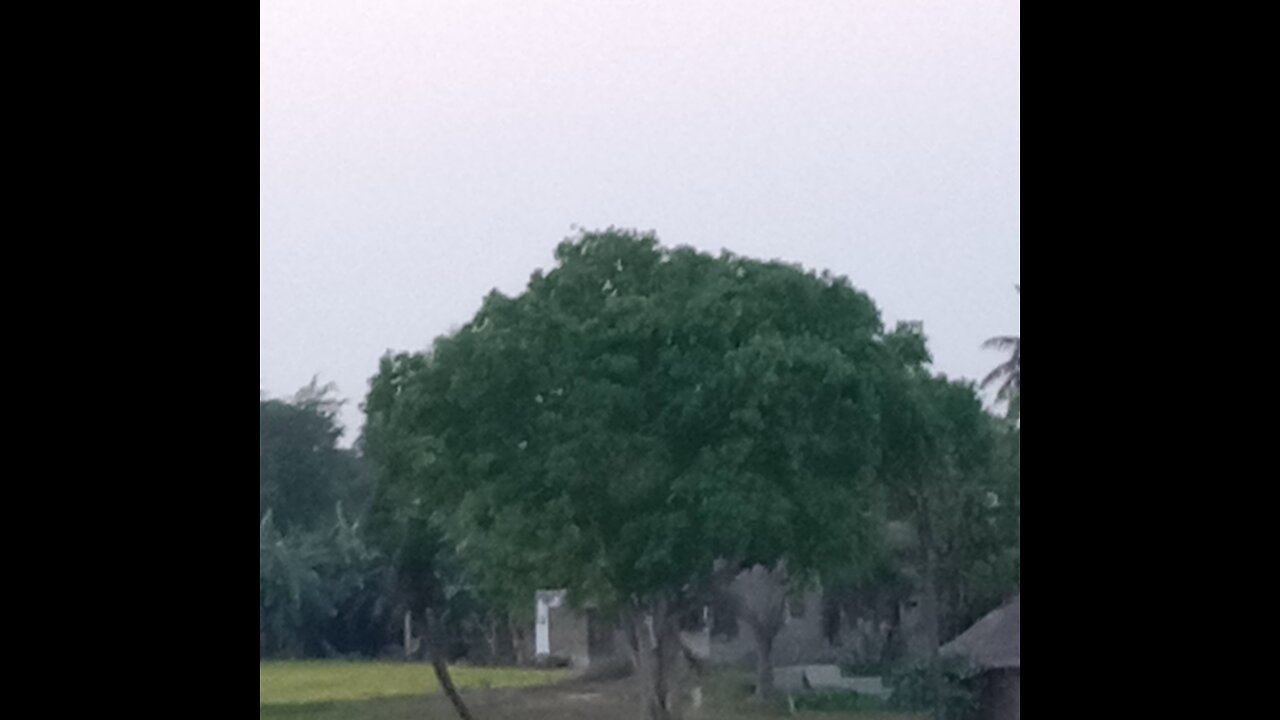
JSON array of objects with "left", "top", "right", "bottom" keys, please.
[
  {"left": 941, "top": 594, "right": 1019, "bottom": 670},
  {"left": 941, "top": 595, "right": 1019, "bottom": 720}
]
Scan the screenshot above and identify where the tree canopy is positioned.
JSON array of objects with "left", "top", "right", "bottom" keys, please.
[
  {"left": 260, "top": 378, "right": 371, "bottom": 532},
  {"left": 364, "top": 230, "right": 922, "bottom": 611}
]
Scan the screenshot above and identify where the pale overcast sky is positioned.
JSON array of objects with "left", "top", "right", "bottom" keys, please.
[{"left": 260, "top": 0, "right": 1020, "bottom": 444}]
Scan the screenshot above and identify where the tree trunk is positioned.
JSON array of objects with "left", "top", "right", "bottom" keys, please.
[
  {"left": 920, "top": 524, "right": 945, "bottom": 720},
  {"left": 752, "top": 623, "right": 776, "bottom": 702},
  {"left": 425, "top": 610, "right": 476, "bottom": 720},
  {"left": 509, "top": 611, "right": 529, "bottom": 666},
  {"left": 627, "top": 600, "right": 682, "bottom": 720},
  {"left": 492, "top": 613, "right": 515, "bottom": 665},
  {"left": 482, "top": 616, "right": 499, "bottom": 665},
  {"left": 727, "top": 563, "right": 788, "bottom": 702}
]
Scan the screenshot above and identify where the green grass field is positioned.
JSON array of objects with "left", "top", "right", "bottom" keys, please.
[
  {"left": 260, "top": 661, "right": 923, "bottom": 720},
  {"left": 261, "top": 661, "right": 570, "bottom": 705}
]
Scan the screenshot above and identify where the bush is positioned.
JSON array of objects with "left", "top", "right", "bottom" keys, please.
[
  {"left": 886, "top": 657, "right": 979, "bottom": 720},
  {"left": 259, "top": 506, "right": 392, "bottom": 659}
]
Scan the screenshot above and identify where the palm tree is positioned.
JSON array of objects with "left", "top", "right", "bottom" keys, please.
[{"left": 981, "top": 285, "right": 1020, "bottom": 402}]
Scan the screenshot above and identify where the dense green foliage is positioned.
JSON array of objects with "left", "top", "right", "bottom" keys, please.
[
  {"left": 363, "top": 230, "right": 914, "bottom": 620},
  {"left": 887, "top": 657, "right": 978, "bottom": 719},
  {"left": 358, "top": 229, "right": 1017, "bottom": 719},
  {"left": 260, "top": 379, "right": 372, "bottom": 533},
  {"left": 260, "top": 381, "right": 389, "bottom": 658},
  {"left": 259, "top": 506, "right": 389, "bottom": 658}
]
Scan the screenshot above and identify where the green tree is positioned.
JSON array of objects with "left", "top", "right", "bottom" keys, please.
[
  {"left": 259, "top": 505, "right": 390, "bottom": 658},
  {"left": 260, "top": 378, "right": 371, "bottom": 532},
  {"left": 259, "top": 511, "right": 328, "bottom": 657},
  {"left": 880, "top": 367, "right": 1004, "bottom": 720},
  {"left": 715, "top": 562, "right": 793, "bottom": 699},
  {"left": 942, "top": 413, "right": 1018, "bottom": 638},
  {"left": 363, "top": 229, "right": 909, "bottom": 719},
  {"left": 361, "top": 359, "right": 489, "bottom": 720}
]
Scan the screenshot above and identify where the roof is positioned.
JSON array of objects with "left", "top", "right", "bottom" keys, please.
[{"left": 940, "top": 594, "right": 1019, "bottom": 670}]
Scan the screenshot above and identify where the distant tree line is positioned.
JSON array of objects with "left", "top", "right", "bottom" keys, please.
[{"left": 259, "top": 381, "right": 520, "bottom": 665}]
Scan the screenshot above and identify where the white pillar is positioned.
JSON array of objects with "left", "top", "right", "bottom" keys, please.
[
  {"left": 535, "top": 597, "right": 550, "bottom": 656},
  {"left": 404, "top": 610, "right": 412, "bottom": 659}
]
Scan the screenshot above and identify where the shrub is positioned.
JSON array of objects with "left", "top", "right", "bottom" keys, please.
[{"left": 886, "top": 657, "right": 980, "bottom": 720}]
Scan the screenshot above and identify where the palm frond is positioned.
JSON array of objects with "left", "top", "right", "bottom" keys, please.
[
  {"left": 980, "top": 286, "right": 1020, "bottom": 405},
  {"left": 980, "top": 363, "right": 1014, "bottom": 389},
  {"left": 996, "top": 373, "right": 1019, "bottom": 400},
  {"left": 982, "top": 336, "right": 1020, "bottom": 351}
]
